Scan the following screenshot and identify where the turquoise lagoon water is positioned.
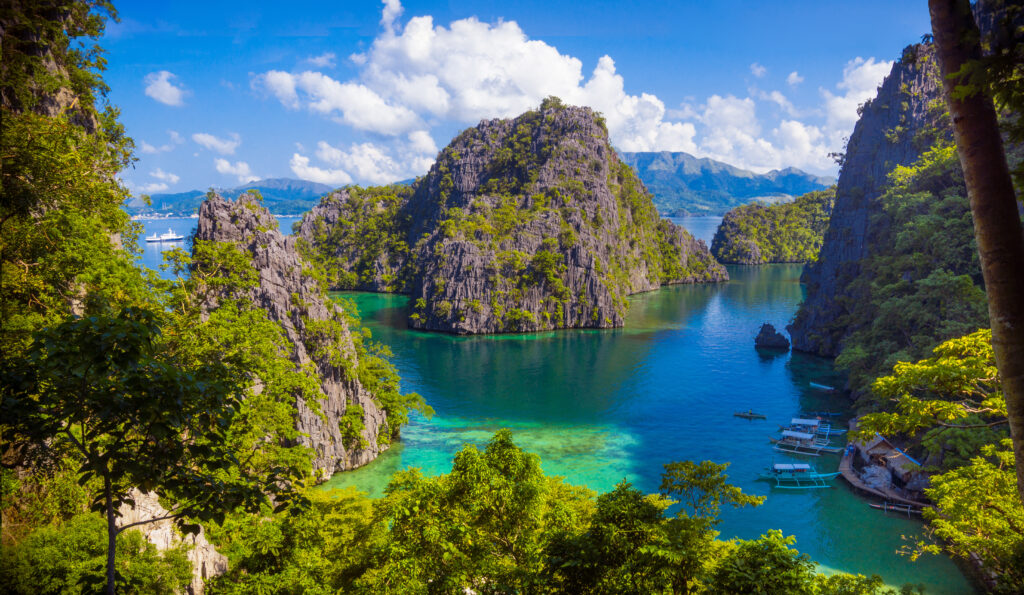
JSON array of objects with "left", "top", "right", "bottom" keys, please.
[
  {"left": 319, "top": 253, "right": 973, "bottom": 592},
  {"left": 136, "top": 215, "right": 972, "bottom": 592}
]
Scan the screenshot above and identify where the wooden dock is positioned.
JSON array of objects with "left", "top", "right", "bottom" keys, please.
[{"left": 838, "top": 450, "right": 931, "bottom": 509}]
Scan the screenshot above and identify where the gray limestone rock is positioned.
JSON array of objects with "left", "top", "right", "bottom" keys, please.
[
  {"left": 118, "top": 489, "right": 227, "bottom": 595},
  {"left": 299, "top": 102, "right": 727, "bottom": 334},
  {"left": 788, "top": 45, "right": 950, "bottom": 356},
  {"left": 754, "top": 323, "right": 790, "bottom": 350},
  {"left": 195, "top": 193, "right": 389, "bottom": 475}
]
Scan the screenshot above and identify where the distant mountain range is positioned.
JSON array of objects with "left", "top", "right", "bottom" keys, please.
[
  {"left": 618, "top": 151, "right": 835, "bottom": 216},
  {"left": 130, "top": 154, "right": 832, "bottom": 218},
  {"left": 128, "top": 178, "right": 336, "bottom": 216}
]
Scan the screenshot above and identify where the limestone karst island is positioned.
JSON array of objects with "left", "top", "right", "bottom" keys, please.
[{"left": 2, "top": 2, "right": 1023, "bottom": 594}]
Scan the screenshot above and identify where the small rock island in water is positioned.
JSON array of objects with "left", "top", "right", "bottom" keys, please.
[{"left": 754, "top": 322, "right": 791, "bottom": 350}]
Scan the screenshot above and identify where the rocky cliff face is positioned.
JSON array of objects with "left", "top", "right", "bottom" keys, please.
[
  {"left": 119, "top": 489, "right": 227, "bottom": 595},
  {"left": 788, "top": 45, "right": 949, "bottom": 356},
  {"left": 299, "top": 100, "right": 727, "bottom": 334},
  {"left": 195, "top": 193, "right": 389, "bottom": 474}
]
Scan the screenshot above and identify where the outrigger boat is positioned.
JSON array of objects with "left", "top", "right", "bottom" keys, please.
[
  {"left": 734, "top": 410, "right": 766, "bottom": 420},
  {"left": 783, "top": 417, "right": 846, "bottom": 438},
  {"left": 809, "top": 382, "right": 835, "bottom": 392},
  {"left": 770, "top": 430, "right": 844, "bottom": 456},
  {"left": 758, "top": 462, "right": 840, "bottom": 489}
]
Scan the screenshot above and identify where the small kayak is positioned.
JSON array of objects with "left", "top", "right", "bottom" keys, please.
[{"left": 734, "top": 411, "right": 767, "bottom": 420}]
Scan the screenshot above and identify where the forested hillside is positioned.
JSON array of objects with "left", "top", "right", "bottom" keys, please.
[
  {"left": 618, "top": 151, "right": 834, "bottom": 216},
  {"left": 710, "top": 187, "right": 835, "bottom": 264}
]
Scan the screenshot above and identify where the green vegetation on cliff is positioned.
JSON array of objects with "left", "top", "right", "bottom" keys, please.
[
  {"left": 829, "top": 144, "right": 988, "bottom": 392},
  {"left": 1, "top": 4, "right": 418, "bottom": 592},
  {"left": 298, "top": 184, "right": 416, "bottom": 292},
  {"left": 298, "top": 98, "right": 726, "bottom": 334},
  {"left": 710, "top": 187, "right": 836, "bottom": 264}
]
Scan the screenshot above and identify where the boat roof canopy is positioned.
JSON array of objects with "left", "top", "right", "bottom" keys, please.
[
  {"left": 782, "top": 430, "right": 814, "bottom": 439},
  {"left": 774, "top": 463, "right": 811, "bottom": 471},
  {"left": 791, "top": 418, "right": 819, "bottom": 426}
]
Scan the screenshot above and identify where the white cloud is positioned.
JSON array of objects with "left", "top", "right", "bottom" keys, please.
[
  {"left": 193, "top": 132, "right": 241, "bottom": 155},
  {"left": 381, "top": 0, "right": 403, "bottom": 32},
  {"left": 144, "top": 71, "right": 187, "bottom": 106},
  {"left": 306, "top": 52, "right": 337, "bottom": 68},
  {"left": 821, "top": 57, "right": 893, "bottom": 146},
  {"left": 290, "top": 153, "right": 353, "bottom": 185},
  {"left": 150, "top": 168, "right": 180, "bottom": 184},
  {"left": 757, "top": 89, "right": 800, "bottom": 117},
  {"left": 136, "top": 182, "right": 169, "bottom": 193},
  {"left": 292, "top": 129, "right": 438, "bottom": 185},
  {"left": 214, "top": 158, "right": 260, "bottom": 183},
  {"left": 139, "top": 130, "right": 183, "bottom": 154},
  {"left": 256, "top": 1, "right": 894, "bottom": 177},
  {"left": 255, "top": 70, "right": 420, "bottom": 135}
]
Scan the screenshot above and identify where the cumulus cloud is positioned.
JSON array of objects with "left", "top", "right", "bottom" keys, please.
[
  {"left": 144, "top": 71, "right": 187, "bottom": 106},
  {"left": 257, "top": 1, "right": 893, "bottom": 177},
  {"left": 821, "top": 57, "right": 893, "bottom": 146},
  {"left": 140, "top": 130, "right": 184, "bottom": 154},
  {"left": 291, "top": 129, "right": 438, "bottom": 185},
  {"left": 136, "top": 182, "right": 169, "bottom": 193},
  {"left": 306, "top": 52, "right": 337, "bottom": 67},
  {"left": 150, "top": 168, "right": 180, "bottom": 184},
  {"left": 193, "top": 132, "right": 241, "bottom": 155},
  {"left": 214, "top": 158, "right": 259, "bottom": 183},
  {"left": 756, "top": 90, "right": 800, "bottom": 117},
  {"left": 255, "top": 71, "right": 420, "bottom": 135},
  {"left": 289, "top": 154, "right": 353, "bottom": 185}
]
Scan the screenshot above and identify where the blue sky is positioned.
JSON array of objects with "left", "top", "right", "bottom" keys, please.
[{"left": 102, "top": 0, "right": 932, "bottom": 194}]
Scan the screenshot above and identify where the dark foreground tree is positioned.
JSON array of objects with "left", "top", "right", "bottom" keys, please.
[
  {"left": 929, "top": 0, "right": 1024, "bottom": 504},
  {"left": 0, "top": 309, "right": 296, "bottom": 594}
]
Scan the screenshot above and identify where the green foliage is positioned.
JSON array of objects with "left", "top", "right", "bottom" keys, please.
[
  {"left": 917, "top": 440, "right": 1024, "bottom": 593},
  {"left": 858, "top": 329, "right": 1007, "bottom": 466},
  {"left": 297, "top": 185, "right": 416, "bottom": 292},
  {"left": 334, "top": 297, "right": 432, "bottom": 444},
  {"left": 206, "top": 488, "right": 376, "bottom": 595},
  {"left": 831, "top": 143, "right": 988, "bottom": 393},
  {"left": 205, "top": 431, "right": 910, "bottom": 594},
  {"left": 857, "top": 329, "right": 1021, "bottom": 590},
  {"left": 707, "top": 530, "right": 816, "bottom": 595},
  {"left": 710, "top": 186, "right": 836, "bottom": 264},
  {"left": 0, "top": 512, "right": 192, "bottom": 595}
]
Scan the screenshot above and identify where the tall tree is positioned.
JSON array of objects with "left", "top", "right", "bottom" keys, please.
[
  {"left": 0, "top": 309, "right": 297, "bottom": 594},
  {"left": 929, "top": 0, "right": 1024, "bottom": 503}
]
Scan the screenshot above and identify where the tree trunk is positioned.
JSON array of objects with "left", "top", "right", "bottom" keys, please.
[
  {"left": 929, "top": 0, "right": 1024, "bottom": 505},
  {"left": 105, "top": 476, "right": 117, "bottom": 595}
]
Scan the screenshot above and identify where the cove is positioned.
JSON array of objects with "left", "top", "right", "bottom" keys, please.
[{"left": 319, "top": 261, "right": 973, "bottom": 594}]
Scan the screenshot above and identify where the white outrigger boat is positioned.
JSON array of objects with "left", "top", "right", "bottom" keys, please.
[
  {"left": 146, "top": 228, "right": 185, "bottom": 243},
  {"left": 758, "top": 462, "right": 840, "bottom": 489},
  {"left": 770, "top": 430, "right": 844, "bottom": 456},
  {"left": 783, "top": 417, "right": 846, "bottom": 439}
]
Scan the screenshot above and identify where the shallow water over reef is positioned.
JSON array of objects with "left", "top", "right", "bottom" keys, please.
[{"left": 321, "top": 258, "right": 973, "bottom": 593}]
